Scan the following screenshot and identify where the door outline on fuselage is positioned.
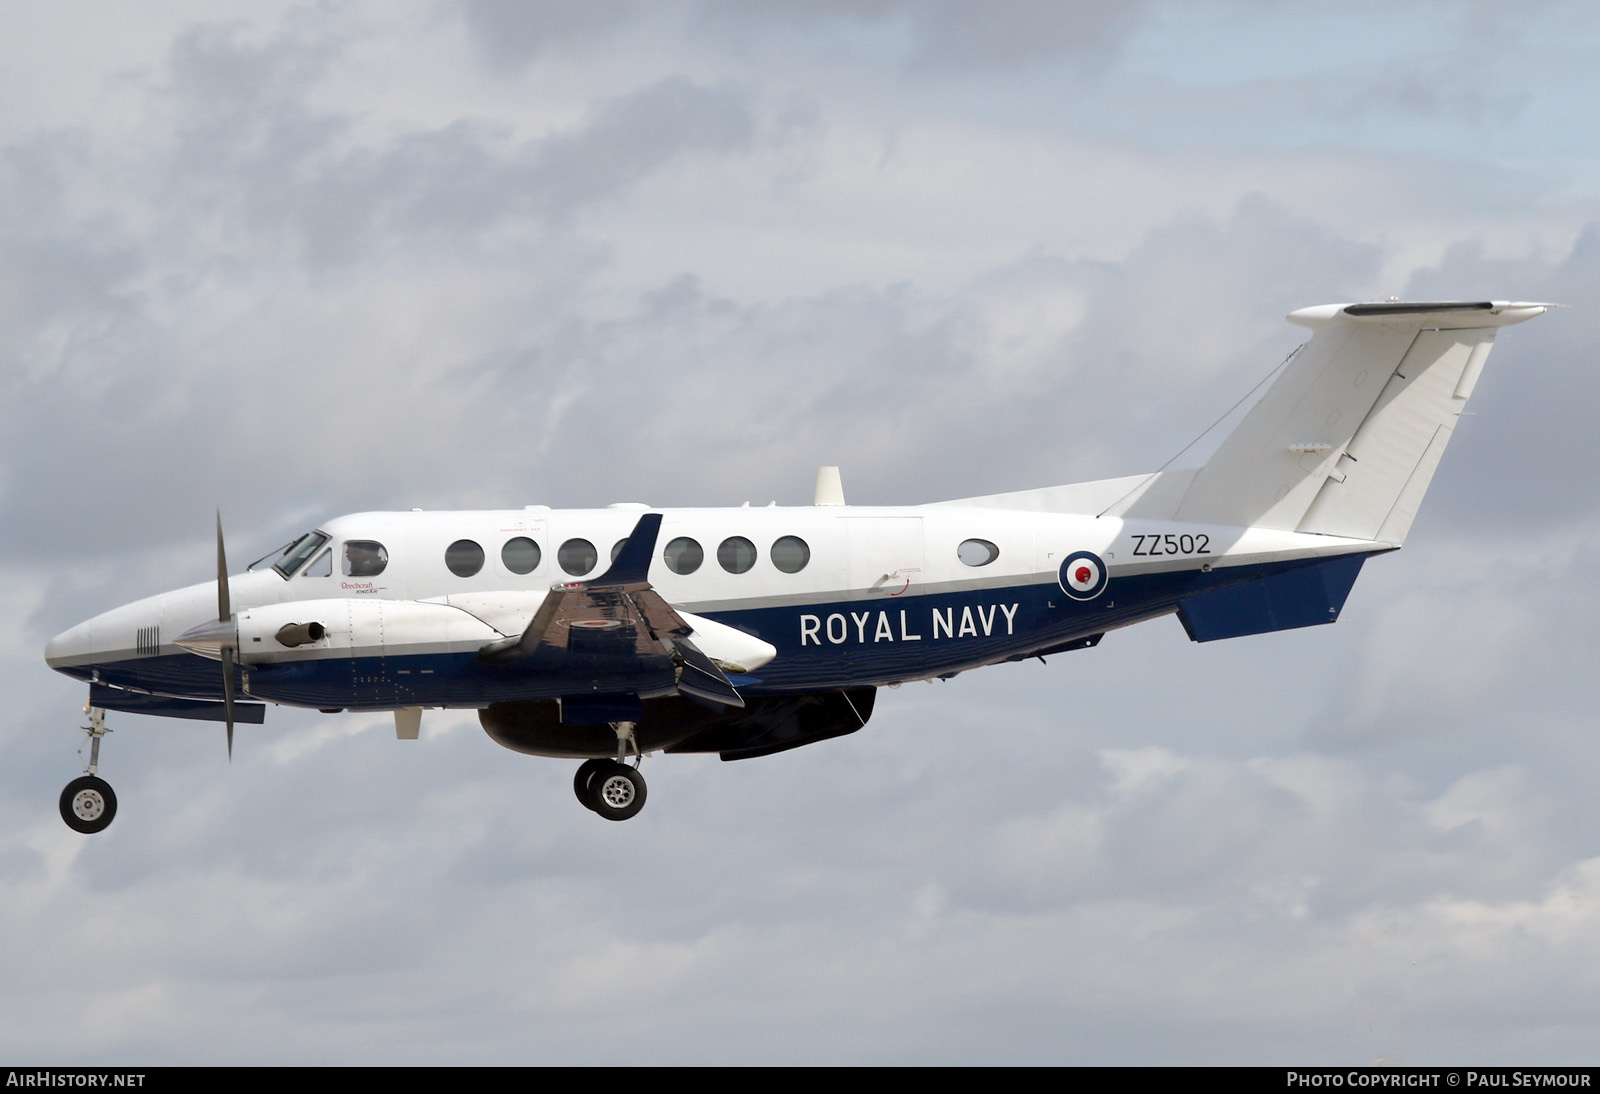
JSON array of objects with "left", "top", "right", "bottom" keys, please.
[{"left": 845, "top": 516, "right": 925, "bottom": 600}]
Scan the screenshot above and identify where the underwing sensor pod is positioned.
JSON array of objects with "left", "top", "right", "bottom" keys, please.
[{"left": 45, "top": 300, "right": 1550, "bottom": 830}]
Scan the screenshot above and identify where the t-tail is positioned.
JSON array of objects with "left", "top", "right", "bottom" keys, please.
[
  {"left": 1119, "top": 300, "right": 1550, "bottom": 543},
  {"left": 1040, "top": 299, "right": 1556, "bottom": 645}
]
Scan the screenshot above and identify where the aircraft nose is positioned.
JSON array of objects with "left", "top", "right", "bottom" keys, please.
[{"left": 44, "top": 619, "right": 95, "bottom": 670}]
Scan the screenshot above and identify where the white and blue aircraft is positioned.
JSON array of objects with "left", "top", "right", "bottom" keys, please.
[{"left": 44, "top": 300, "right": 1548, "bottom": 831}]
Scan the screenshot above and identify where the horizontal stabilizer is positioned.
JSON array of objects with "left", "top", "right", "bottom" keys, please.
[{"left": 1176, "top": 554, "right": 1370, "bottom": 643}]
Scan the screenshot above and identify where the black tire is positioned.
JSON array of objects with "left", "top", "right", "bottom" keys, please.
[
  {"left": 59, "top": 775, "right": 117, "bottom": 834},
  {"left": 589, "top": 763, "right": 647, "bottom": 822},
  {"left": 573, "top": 758, "right": 611, "bottom": 811}
]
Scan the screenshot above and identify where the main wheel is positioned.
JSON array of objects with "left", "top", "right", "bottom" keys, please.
[
  {"left": 59, "top": 775, "right": 117, "bottom": 834},
  {"left": 573, "top": 758, "right": 611, "bottom": 811},
  {"left": 589, "top": 763, "right": 647, "bottom": 822}
]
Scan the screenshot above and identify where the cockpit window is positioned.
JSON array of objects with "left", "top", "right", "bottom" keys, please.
[
  {"left": 264, "top": 532, "right": 331, "bottom": 580},
  {"left": 343, "top": 540, "right": 389, "bottom": 578},
  {"left": 303, "top": 548, "right": 332, "bottom": 577},
  {"left": 249, "top": 542, "right": 294, "bottom": 572}
]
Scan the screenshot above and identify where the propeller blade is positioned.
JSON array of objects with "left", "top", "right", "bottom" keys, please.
[
  {"left": 216, "top": 511, "right": 231, "bottom": 622},
  {"left": 221, "top": 646, "right": 235, "bottom": 761},
  {"left": 217, "top": 511, "right": 234, "bottom": 760}
]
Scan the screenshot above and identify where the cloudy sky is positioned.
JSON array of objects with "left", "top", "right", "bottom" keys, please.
[{"left": 3, "top": 0, "right": 1598, "bottom": 1065}]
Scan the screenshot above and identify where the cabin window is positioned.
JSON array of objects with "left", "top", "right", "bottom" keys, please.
[
  {"left": 559, "top": 538, "right": 598, "bottom": 576},
  {"left": 664, "top": 537, "right": 703, "bottom": 575},
  {"left": 958, "top": 539, "right": 1000, "bottom": 567},
  {"left": 718, "top": 536, "right": 757, "bottom": 574},
  {"left": 611, "top": 540, "right": 627, "bottom": 564},
  {"left": 446, "top": 539, "right": 485, "bottom": 578},
  {"left": 771, "top": 535, "right": 810, "bottom": 574},
  {"left": 343, "top": 541, "right": 389, "bottom": 578},
  {"left": 501, "top": 537, "right": 541, "bottom": 575},
  {"left": 303, "top": 548, "right": 332, "bottom": 578}
]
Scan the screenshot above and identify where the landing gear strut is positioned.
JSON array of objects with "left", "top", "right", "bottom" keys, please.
[
  {"left": 60, "top": 705, "right": 117, "bottom": 834},
  {"left": 572, "top": 721, "right": 649, "bottom": 821}
]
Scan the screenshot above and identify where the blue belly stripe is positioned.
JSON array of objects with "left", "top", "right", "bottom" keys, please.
[{"left": 61, "top": 552, "right": 1381, "bottom": 713}]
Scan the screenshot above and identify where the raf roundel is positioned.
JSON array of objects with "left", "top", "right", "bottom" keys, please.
[{"left": 1058, "top": 550, "right": 1109, "bottom": 601}]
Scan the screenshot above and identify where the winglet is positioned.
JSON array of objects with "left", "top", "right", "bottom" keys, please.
[{"left": 589, "top": 513, "right": 662, "bottom": 587}]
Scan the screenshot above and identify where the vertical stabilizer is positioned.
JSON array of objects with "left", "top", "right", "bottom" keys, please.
[{"left": 1164, "top": 301, "right": 1547, "bottom": 540}]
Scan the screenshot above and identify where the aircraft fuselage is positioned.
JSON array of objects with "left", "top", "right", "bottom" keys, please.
[{"left": 46, "top": 503, "right": 1378, "bottom": 710}]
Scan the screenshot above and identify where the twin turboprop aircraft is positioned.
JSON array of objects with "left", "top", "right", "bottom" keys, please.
[{"left": 44, "top": 300, "right": 1548, "bottom": 831}]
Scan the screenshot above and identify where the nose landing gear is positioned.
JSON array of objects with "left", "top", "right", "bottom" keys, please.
[
  {"left": 60, "top": 705, "right": 117, "bottom": 834},
  {"left": 60, "top": 775, "right": 117, "bottom": 834}
]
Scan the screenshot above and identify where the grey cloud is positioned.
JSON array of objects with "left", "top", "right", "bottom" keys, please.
[
  {"left": 1396, "top": 226, "right": 1600, "bottom": 533},
  {"left": 932, "top": 195, "right": 1386, "bottom": 492},
  {"left": 455, "top": 196, "right": 1392, "bottom": 514},
  {"left": 691, "top": 0, "right": 1155, "bottom": 72},
  {"left": 0, "top": 24, "right": 764, "bottom": 586},
  {"left": 297, "top": 73, "right": 756, "bottom": 252},
  {"left": 0, "top": 139, "right": 145, "bottom": 376},
  {"left": 529, "top": 75, "right": 757, "bottom": 217},
  {"left": 458, "top": 0, "right": 644, "bottom": 69},
  {"left": 5, "top": 671, "right": 1597, "bottom": 1062},
  {"left": 160, "top": 24, "right": 757, "bottom": 264},
  {"left": 455, "top": 0, "right": 1158, "bottom": 74},
  {"left": 898, "top": 0, "right": 1153, "bottom": 71}
]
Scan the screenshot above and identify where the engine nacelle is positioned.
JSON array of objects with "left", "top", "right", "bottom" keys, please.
[{"left": 235, "top": 599, "right": 502, "bottom": 663}]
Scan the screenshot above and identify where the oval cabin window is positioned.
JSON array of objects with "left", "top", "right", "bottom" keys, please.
[
  {"left": 664, "top": 537, "right": 703, "bottom": 575},
  {"left": 718, "top": 536, "right": 757, "bottom": 574},
  {"left": 501, "top": 537, "right": 541, "bottom": 575},
  {"left": 958, "top": 539, "right": 1000, "bottom": 567},
  {"left": 559, "top": 538, "right": 598, "bottom": 576},
  {"left": 445, "top": 539, "right": 485, "bottom": 577},
  {"left": 771, "top": 535, "right": 810, "bottom": 574}
]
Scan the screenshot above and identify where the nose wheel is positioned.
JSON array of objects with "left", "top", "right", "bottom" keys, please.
[
  {"left": 60, "top": 775, "right": 117, "bottom": 834},
  {"left": 60, "top": 704, "right": 117, "bottom": 834}
]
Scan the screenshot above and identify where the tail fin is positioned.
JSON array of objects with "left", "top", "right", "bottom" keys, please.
[{"left": 1145, "top": 301, "right": 1548, "bottom": 540}]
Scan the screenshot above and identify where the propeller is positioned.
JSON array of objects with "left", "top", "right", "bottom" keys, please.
[
  {"left": 216, "top": 511, "right": 235, "bottom": 760},
  {"left": 172, "top": 512, "right": 243, "bottom": 758}
]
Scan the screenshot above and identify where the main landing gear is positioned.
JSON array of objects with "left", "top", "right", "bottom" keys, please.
[
  {"left": 572, "top": 721, "right": 649, "bottom": 821},
  {"left": 60, "top": 705, "right": 117, "bottom": 834}
]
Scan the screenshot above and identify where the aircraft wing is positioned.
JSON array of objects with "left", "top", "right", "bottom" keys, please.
[{"left": 480, "top": 513, "right": 745, "bottom": 708}]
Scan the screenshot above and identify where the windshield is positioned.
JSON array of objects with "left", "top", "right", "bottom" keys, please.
[
  {"left": 247, "top": 542, "right": 295, "bottom": 572},
  {"left": 257, "top": 531, "right": 332, "bottom": 580}
]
